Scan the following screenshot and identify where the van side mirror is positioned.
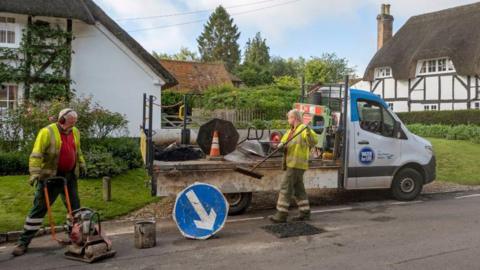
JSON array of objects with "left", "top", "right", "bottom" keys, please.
[{"left": 393, "top": 121, "right": 402, "bottom": 139}]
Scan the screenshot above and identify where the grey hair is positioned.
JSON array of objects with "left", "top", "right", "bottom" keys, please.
[
  {"left": 287, "top": 109, "right": 303, "bottom": 122},
  {"left": 59, "top": 108, "right": 78, "bottom": 121}
]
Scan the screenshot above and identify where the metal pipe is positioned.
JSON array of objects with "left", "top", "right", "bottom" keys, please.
[
  {"left": 148, "top": 95, "right": 156, "bottom": 196},
  {"left": 339, "top": 75, "right": 349, "bottom": 188}
]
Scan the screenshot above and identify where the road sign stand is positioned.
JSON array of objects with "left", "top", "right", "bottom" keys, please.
[{"left": 173, "top": 182, "right": 229, "bottom": 240}]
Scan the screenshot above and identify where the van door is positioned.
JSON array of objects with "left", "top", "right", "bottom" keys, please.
[{"left": 351, "top": 99, "right": 402, "bottom": 188}]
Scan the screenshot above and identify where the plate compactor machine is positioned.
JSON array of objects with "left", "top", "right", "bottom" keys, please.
[{"left": 43, "top": 177, "right": 116, "bottom": 263}]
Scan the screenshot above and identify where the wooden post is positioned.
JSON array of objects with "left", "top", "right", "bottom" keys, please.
[{"left": 103, "top": 176, "right": 111, "bottom": 202}]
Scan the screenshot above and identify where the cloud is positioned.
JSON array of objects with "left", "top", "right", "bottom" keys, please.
[{"left": 95, "top": 0, "right": 479, "bottom": 56}]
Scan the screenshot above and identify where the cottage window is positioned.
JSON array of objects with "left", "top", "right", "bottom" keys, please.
[
  {"left": 374, "top": 67, "right": 392, "bottom": 79},
  {"left": 0, "top": 16, "right": 18, "bottom": 47},
  {"left": 423, "top": 104, "right": 438, "bottom": 111},
  {"left": 418, "top": 57, "right": 455, "bottom": 75},
  {"left": 475, "top": 102, "right": 480, "bottom": 110},
  {"left": 0, "top": 84, "right": 18, "bottom": 113}
]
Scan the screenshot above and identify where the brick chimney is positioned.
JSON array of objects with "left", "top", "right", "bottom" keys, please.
[{"left": 377, "top": 4, "right": 393, "bottom": 50}]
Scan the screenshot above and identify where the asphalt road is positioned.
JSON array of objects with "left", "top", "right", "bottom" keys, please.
[{"left": 1, "top": 190, "right": 480, "bottom": 270}]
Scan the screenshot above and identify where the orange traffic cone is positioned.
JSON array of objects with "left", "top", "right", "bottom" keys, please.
[{"left": 208, "top": 130, "right": 222, "bottom": 160}]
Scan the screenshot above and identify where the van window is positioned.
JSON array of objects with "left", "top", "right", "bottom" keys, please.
[{"left": 357, "top": 100, "right": 395, "bottom": 137}]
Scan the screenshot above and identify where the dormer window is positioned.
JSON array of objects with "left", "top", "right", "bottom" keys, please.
[
  {"left": 374, "top": 67, "right": 392, "bottom": 79},
  {"left": 0, "top": 16, "right": 18, "bottom": 47},
  {"left": 418, "top": 57, "right": 455, "bottom": 75}
]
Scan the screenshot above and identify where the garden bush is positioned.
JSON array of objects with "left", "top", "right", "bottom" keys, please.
[
  {"left": 398, "top": 110, "right": 480, "bottom": 126},
  {"left": 0, "top": 152, "right": 29, "bottom": 176}
]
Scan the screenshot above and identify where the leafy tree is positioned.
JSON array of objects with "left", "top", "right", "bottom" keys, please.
[
  {"left": 270, "top": 56, "right": 306, "bottom": 78},
  {"left": 197, "top": 6, "right": 241, "bottom": 71},
  {"left": 236, "top": 63, "right": 273, "bottom": 87},
  {"left": 244, "top": 32, "right": 270, "bottom": 66},
  {"left": 304, "top": 58, "right": 328, "bottom": 84},
  {"left": 320, "top": 53, "right": 355, "bottom": 82},
  {"left": 304, "top": 54, "right": 354, "bottom": 83},
  {"left": 152, "top": 47, "right": 199, "bottom": 61}
]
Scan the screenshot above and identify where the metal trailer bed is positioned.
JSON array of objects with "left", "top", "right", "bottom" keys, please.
[{"left": 153, "top": 157, "right": 341, "bottom": 197}]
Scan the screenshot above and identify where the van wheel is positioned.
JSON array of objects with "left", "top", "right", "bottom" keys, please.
[
  {"left": 225, "top": 192, "right": 252, "bottom": 215},
  {"left": 391, "top": 168, "right": 423, "bottom": 201}
]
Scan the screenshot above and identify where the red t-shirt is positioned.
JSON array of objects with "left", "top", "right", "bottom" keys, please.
[{"left": 57, "top": 132, "right": 77, "bottom": 172}]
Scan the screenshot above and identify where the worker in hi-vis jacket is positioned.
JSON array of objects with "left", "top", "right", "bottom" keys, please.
[
  {"left": 269, "top": 109, "right": 318, "bottom": 223},
  {"left": 12, "top": 109, "right": 86, "bottom": 257}
]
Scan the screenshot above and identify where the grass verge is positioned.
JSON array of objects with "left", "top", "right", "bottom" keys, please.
[
  {"left": 0, "top": 169, "right": 158, "bottom": 233},
  {"left": 430, "top": 138, "right": 480, "bottom": 185}
]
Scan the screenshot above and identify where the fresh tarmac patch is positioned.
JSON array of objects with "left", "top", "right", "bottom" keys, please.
[{"left": 262, "top": 222, "right": 326, "bottom": 238}]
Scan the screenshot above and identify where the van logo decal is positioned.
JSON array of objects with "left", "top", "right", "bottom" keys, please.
[{"left": 359, "top": 147, "right": 375, "bottom": 165}]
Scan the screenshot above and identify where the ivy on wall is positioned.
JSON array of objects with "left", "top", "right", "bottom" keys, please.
[{"left": 0, "top": 19, "right": 73, "bottom": 102}]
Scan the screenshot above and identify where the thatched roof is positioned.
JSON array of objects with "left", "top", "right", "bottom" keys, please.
[
  {"left": 0, "top": 0, "right": 177, "bottom": 88},
  {"left": 159, "top": 60, "right": 240, "bottom": 93},
  {"left": 364, "top": 2, "right": 480, "bottom": 81}
]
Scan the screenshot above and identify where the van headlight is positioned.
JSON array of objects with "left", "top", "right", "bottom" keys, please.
[{"left": 425, "top": 145, "right": 434, "bottom": 154}]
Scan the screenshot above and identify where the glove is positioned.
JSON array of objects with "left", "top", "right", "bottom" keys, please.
[
  {"left": 79, "top": 164, "right": 87, "bottom": 178},
  {"left": 276, "top": 142, "right": 285, "bottom": 150},
  {"left": 29, "top": 175, "right": 40, "bottom": 186}
]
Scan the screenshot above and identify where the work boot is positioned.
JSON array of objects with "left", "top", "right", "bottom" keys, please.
[
  {"left": 11, "top": 244, "right": 27, "bottom": 257},
  {"left": 291, "top": 211, "right": 311, "bottom": 222},
  {"left": 268, "top": 211, "right": 288, "bottom": 223}
]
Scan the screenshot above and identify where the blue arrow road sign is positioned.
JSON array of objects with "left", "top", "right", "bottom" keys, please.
[{"left": 173, "top": 183, "right": 229, "bottom": 239}]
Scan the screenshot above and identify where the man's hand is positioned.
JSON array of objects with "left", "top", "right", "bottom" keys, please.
[
  {"left": 79, "top": 164, "right": 87, "bottom": 177},
  {"left": 29, "top": 175, "right": 39, "bottom": 186}
]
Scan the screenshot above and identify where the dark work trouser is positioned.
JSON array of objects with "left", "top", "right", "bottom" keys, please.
[
  {"left": 276, "top": 168, "right": 310, "bottom": 216},
  {"left": 18, "top": 171, "right": 80, "bottom": 246}
]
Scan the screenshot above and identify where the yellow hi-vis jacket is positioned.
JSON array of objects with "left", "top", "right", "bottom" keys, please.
[
  {"left": 29, "top": 123, "right": 85, "bottom": 179},
  {"left": 281, "top": 124, "right": 318, "bottom": 170}
]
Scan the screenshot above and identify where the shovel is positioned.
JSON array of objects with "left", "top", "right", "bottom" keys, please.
[{"left": 234, "top": 125, "right": 309, "bottom": 179}]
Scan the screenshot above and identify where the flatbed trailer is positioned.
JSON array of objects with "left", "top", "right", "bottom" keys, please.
[{"left": 153, "top": 156, "right": 341, "bottom": 214}]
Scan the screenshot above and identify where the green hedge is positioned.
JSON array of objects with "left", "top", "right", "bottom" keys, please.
[
  {"left": 398, "top": 110, "right": 480, "bottom": 126},
  {"left": 407, "top": 124, "right": 480, "bottom": 144},
  {"left": 0, "top": 152, "right": 29, "bottom": 176},
  {"left": 0, "top": 137, "right": 142, "bottom": 177}
]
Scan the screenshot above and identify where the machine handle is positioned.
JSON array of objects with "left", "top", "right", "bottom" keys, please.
[{"left": 358, "top": 140, "right": 370, "bottom": 145}]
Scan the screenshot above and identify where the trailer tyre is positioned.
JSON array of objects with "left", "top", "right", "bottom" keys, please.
[
  {"left": 391, "top": 168, "right": 423, "bottom": 201},
  {"left": 225, "top": 192, "right": 252, "bottom": 215}
]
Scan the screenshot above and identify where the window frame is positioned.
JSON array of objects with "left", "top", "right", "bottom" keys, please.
[
  {"left": 0, "top": 15, "right": 19, "bottom": 47},
  {"left": 417, "top": 57, "right": 455, "bottom": 76},
  {"left": 356, "top": 99, "right": 396, "bottom": 138},
  {"left": 0, "top": 84, "right": 18, "bottom": 113},
  {"left": 374, "top": 66, "right": 393, "bottom": 79},
  {"left": 423, "top": 104, "right": 439, "bottom": 111}
]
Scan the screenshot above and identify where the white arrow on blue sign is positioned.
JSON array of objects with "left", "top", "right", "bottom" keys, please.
[{"left": 173, "top": 183, "right": 229, "bottom": 240}]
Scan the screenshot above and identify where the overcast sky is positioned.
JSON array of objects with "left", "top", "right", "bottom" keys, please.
[{"left": 95, "top": 0, "right": 479, "bottom": 75}]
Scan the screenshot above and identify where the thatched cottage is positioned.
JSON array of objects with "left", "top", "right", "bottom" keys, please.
[{"left": 354, "top": 3, "right": 480, "bottom": 112}]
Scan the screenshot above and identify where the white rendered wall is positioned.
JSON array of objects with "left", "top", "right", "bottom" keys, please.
[{"left": 71, "top": 20, "right": 164, "bottom": 136}]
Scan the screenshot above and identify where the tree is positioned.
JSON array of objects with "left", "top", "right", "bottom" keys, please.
[
  {"left": 304, "top": 54, "right": 354, "bottom": 83},
  {"left": 152, "top": 47, "right": 199, "bottom": 61},
  {"left": 244, "top": 32, "right": 270, "bottom": 66},
  {"left": 270, "top": 56, "right": 305, "bottom": 78},
  {"left": 320, "top": 53, "right": 354, "bottom": 82},
  {"left": 197, "top": 6, "right": 241, "bottom": 71},
  {"left": 236, "top": 63, "right": 273, "bottom": 87},
  {"left": 304, "top": 58, "right": 329, "bottom": 84}
]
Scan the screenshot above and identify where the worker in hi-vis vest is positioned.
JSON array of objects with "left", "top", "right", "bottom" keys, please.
[
  {"left": 12, "top": 109, "right": 86, "bottom": 257},
  {"left": 269, "top": 109, "right": 318, "bottom": 223}
]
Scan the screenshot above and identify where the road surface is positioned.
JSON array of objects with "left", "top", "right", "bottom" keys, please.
[{"left": 1, "top": 190, "right": 480, "bottom": 270}]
